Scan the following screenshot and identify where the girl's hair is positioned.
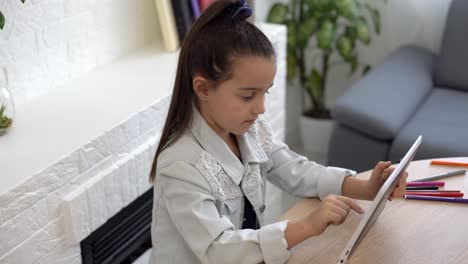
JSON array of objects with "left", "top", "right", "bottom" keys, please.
[{"left": 149, "top": 0, "right": 275, "bottom": 181}]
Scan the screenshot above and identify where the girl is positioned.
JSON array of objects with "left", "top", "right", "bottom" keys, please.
[{"left": 149, "top": 1, "right": 407, "bottom": 263}]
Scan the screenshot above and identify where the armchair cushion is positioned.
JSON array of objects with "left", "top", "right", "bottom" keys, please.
[
  {"left": 332, "top": 46, "right": 435, "bottom": 140},
  {"left": 389, "top": 88, "right": 468, "bottom": 160}
]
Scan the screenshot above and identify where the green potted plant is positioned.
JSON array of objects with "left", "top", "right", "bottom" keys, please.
[{"left": 267, "top": 0, "right": 384, "bottom": 158}]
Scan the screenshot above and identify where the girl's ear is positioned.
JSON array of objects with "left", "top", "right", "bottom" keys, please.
[{"left": 192, "top": 75, "right": 211, "bottom": 102}]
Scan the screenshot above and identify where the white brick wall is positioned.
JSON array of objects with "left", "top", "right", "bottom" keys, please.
[
  {"left": 0, "top": 0, "right": 159, "bottom": 105},
  {"left": 0, "top": 96, "right": 169, "bottom": 264},
  {"left": 0, "top": 19, "right": 286, "bottom": 264}
]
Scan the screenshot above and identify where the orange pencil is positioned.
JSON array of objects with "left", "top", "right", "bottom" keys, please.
[{"left": 431, "top": 160, "right": 468, "bottom": 167}]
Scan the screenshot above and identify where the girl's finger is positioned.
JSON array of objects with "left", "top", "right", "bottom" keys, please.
[
  {"left": 335, "top": 196, "right": 364, "bottom": 214},
  {"left": 372, "top": 161, "right": 392, "bottom": 180},
  {"left": 382, "top": 167, "right": 394, "bottom": 180},
  {"left": 399, "top": 172, "right": 409, "bottom": 186},
  {"left": 329, "top": 211, "right": 343, "bottom": 226},
  {"left": 333, "top": 198, "right": 350, "bottom": 212},
  {"left": 330, "top": 205, "right": 348, "bottom": 219}
]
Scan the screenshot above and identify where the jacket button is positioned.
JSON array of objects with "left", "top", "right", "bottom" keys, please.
[{"left": 259, "top": 204, "right": 266, "bottom": 213}]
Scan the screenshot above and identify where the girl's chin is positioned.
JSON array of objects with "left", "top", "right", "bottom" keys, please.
[{"left": 232, "top": 126, "right": 252, "bottom": 135}]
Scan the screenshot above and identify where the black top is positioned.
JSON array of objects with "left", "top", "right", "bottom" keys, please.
[{"left": 242, "top": 195, "right": 259, "bottom": 230}]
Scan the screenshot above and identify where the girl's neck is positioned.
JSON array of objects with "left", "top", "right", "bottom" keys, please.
[
  {"left": 226, "top": 133, "right": 241, "bottom": 160},
  {"left": 197, "top": 105, "right": 241, "bottom": 160},
  {"left": 197, "top": 104, "right": 229, "bottom": 141}
]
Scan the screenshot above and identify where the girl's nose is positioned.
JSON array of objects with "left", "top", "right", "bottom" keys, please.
[{"left": 253, "top": 97, "right": 265, "bottom": 115}]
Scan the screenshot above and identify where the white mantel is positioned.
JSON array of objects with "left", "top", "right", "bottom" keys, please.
[
  {"left": 0, "top": 43, "right": 177, "bottom": 195},
  {"left": 0, "top": 22, "right": 286, "bottom": 264}
]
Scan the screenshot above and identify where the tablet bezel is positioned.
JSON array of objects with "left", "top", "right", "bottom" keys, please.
[{"left": 336, "top": 135, "right": 422, "bottom": 264}]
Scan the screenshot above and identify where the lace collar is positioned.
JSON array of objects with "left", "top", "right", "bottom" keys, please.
[{"left": 189, "top": 107, "right": 269, "bottom": 185}]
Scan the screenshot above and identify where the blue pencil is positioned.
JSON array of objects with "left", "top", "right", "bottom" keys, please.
[{"left": 405, "top": 195, "right": 468, "bottom": 204}]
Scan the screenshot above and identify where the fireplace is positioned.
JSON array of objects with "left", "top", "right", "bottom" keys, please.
[{"left": 81, "top": 187, "right": 153, "bottom": 264}]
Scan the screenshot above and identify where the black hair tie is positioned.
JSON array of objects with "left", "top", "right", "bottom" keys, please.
[{"left": 231, "top": 0, "right": 252, "bottom": 20}]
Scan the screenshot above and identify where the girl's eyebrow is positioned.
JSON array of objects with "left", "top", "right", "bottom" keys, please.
[{"left": 238, "top": 83, "right": 274, "bottom": 91}]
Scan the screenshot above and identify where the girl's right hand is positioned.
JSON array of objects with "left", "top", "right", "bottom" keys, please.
[
  {"left": 307, "top": 195, "right": 364, "bottom": 235},
  {"left": 284, "top": 195, "right": 365, "bottom": 248}
]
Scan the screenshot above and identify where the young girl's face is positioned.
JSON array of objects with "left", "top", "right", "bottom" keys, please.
[{"left": 199, "top": 55, "right": 276, "bottom": 138}]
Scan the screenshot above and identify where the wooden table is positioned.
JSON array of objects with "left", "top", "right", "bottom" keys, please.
[{"left": 280, "top": 158, "right": 468, "bottom": 264}]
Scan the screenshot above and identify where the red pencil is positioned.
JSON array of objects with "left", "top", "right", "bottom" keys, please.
[
  {"left": 405, "top": 190, "right": 461, "bottom": 192},
  {"left": 405, "top": 192, "right": 464, "bottom": 197}
]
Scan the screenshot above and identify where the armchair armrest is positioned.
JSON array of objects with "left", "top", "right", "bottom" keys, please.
[{"left": 332, "top": 46, "right": 436, "bottom": 140}]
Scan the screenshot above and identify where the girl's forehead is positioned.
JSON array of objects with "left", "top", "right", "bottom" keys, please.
[
  {"left": 224, "top": 56, "right": 276, "bottom": 87},
  {"left": 229, "top": 56, "right": 275, "bottom": 76}
]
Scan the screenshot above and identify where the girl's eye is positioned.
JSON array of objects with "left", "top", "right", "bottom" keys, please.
[
  {"left": 242, "top": 95, "right": 254, "bottom": 101},
  {"left": 240, "top": 88, "right": 270, "bottom": 101}
]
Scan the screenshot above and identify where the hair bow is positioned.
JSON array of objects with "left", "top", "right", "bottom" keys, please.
[{"left": 232, "top": 0, "right": 252, "bottom": 19}]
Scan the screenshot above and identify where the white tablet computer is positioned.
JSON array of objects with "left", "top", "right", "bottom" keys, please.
[{"left": 337, "top": 135, "right": 422, "bottom": 264}]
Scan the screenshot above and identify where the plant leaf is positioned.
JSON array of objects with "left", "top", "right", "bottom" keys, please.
[
  {"left": 297, "top": 16, "right": 318, "bottom": 48},
  {"left": 344, "top": 25, "right": 358, "bottom": 41},
  {"left": 0, "top": 11, "right": 5, "bottom": 30},
  {"left": 336, "top": 0, "right": 359, "bottom": 20},
  {"left": 309, "top": 69, "right": 322, "bottom": 101},
  {"left": 356, "top": 17, "right": 370, "bottom": 44},
  {"left": 307, "top": 0, "right": 333, "bottom": 11},
  {"left": 287, "top": 53, "right": 297, "bottom": 81},
  {"left": 336, "top": 34, "right": 353, "bottom": 61},
  {"left": 362, "top": 64, "right": 372, "bottom": 75},
  {"left": 0, "top": 116, "right": 12, "bottom": 129},
  {"left": 307, "top": 4, "right": 322, "bottom": 19},
  {"left": 286, "top": 21, "right": 296, "bottom": 51},
  {"left": 266, "top": 3, "right": 289, "bottom": 24},
  {"left": 0, "top": 103, "right": 5, "bottom": 117},
  {"left": 285, "top": 20, "right": 298, "bottom": 80},
  {"left": 0, "top": 102, "right": 12, "bottom": 129},
  {"left": 317, "top": 20, "right": 335, "bottom": 49},
  {"left": 365, "top": 4, "right": 381, "bottom": 34}
]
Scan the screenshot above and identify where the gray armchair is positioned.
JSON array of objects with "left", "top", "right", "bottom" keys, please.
[{"left": 328, "top": 0, "right": 468, "bottom": 172}]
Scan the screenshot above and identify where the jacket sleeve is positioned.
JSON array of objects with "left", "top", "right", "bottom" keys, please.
[
  {"left": 265, "top": 138, "right": 356, "bottom": 199},
  {"left": 159, "top": 161, "right": 290, "bottom": 264}
]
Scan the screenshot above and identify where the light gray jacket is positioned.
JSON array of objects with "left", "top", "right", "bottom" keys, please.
[{"left": 150, "top": 109, "right": 355, "bottom": 264}]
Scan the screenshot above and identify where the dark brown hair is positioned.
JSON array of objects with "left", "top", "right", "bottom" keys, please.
[{"left": 149, "top": 0, "right": 275, "bottom": 181}]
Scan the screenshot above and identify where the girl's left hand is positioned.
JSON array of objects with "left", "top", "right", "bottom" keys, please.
[{"left": 366, "top": 161, "right": 408, "bottom": 201}]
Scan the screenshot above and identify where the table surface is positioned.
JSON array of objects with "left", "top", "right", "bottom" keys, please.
[{"left": 280, "top": 158, "right": 468, "bottom": 264}]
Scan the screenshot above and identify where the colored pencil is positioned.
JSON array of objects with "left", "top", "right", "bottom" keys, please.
[
  {"left": 411, "top": 169, "right": 466, "bottom": 182},
  {"left": 405, "top": 195, "right": 468, "bottom": 204},
  {"left": 431, "top": 160, "right": 468, "bottom": 167},
  {"left": 405, "top": 192, "right": 463, "bottom": 197},
  {"left": 407, "top": 181, "right": 445, "bottom": 187},
  {"left": 406, "top": 186, "right": 439, "bottom": 191}
]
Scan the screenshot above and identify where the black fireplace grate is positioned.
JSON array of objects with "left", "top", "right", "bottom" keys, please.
[{"left": 81, "top": 187, "right": 153, "bottom": 264}]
